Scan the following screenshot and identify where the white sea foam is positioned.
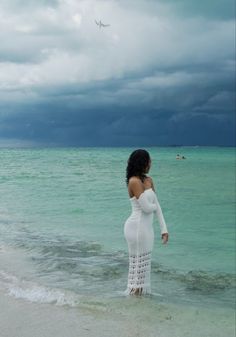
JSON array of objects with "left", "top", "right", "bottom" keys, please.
[
  {"left": 0, "top": 270, "right": 80, "bottom": 307},
  {"left": 0, "top": 270, "right": 19, "bottom": 284},
  {"left": 8, "top": 285, "right": 78, "bottom": 306}
]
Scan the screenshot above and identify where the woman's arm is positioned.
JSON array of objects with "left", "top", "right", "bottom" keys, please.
[
  {"left": 151, "top": 179, "right": 169, "bottom": 243},
  {"left": 153, "top": 193, "right": 168, "bottom": 234},
  {"left": 137, "top": 192, "right": 158, "bottom": 213}
]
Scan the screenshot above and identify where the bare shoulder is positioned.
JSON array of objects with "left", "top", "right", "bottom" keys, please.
[
  {"left": 128, "top": 176, "right": 143, "bottom": 188},
  {"left": 128, "top": 176, "right": 144, "bottom": 198}
]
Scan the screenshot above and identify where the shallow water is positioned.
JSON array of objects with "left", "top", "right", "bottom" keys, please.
[{"left": 0, "top": 147, "right": 235, "bottom": 318}]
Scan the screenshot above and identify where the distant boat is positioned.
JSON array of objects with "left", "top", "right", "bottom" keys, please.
[{"left": 95, "top": 20, "right": 110, "bottom": 29}]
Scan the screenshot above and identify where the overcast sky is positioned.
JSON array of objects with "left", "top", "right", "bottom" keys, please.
[{"left": 0, "top": 0, "right": 235, "bottom": 147}]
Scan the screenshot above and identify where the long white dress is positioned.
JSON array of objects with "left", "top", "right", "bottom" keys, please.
[{"left": 124, "top": 188, "right": 168, "bottom": 295}]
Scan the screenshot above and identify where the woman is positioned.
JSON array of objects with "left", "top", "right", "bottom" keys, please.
[{"left": 124, "top": 149, "right": 169, "bottom": 295}]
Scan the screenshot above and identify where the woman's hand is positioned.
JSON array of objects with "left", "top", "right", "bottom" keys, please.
[{"left": 162, "top": 233, "right": 169, "bottom": 244}]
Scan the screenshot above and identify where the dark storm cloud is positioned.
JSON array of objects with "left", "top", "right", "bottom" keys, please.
[
  {"left": 0, "top": 0, "right": 235, "bottom": 146},
  {"left": 1, "top": 75, "right": 234, "bottom": 147}
]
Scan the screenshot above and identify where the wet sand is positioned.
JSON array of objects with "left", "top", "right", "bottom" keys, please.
[{"left": 0, "top": 288, "right": 234, "bottom": 337}]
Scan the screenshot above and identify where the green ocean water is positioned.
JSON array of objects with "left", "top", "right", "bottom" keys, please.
[{"left": 0, "top": 147, "right": 235, "bottom": 312}]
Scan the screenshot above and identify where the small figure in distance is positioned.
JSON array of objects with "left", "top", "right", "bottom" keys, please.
[{"left": 176, "top": 154, "right": 186, "bottom": 160}]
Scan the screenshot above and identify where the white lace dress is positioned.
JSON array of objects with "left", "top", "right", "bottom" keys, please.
[{"left": 124, "top": 188, "right": 168, "bottom": 295}]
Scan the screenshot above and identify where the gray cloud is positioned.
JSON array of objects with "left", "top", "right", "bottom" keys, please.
[
  {"left": 0, "top": 0, "right": 59, "bottom": 10},
  {"left": 158, "top": 0, "right": 235, "bottom": 20},
  {"left": 0, "top": 0, "right": 235, "bottom": 146}
]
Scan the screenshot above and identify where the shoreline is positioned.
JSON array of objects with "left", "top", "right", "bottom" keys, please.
[
  {"left": 0, "top": 288, "right": 235, "bottom": 337},
  {"left": 0, "top": 288, "right": 134, "bottom": 337}
]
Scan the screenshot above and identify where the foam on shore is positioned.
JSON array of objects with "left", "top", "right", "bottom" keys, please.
[{"left": 0, "top": 285, "right": 235, "bottom": 337}]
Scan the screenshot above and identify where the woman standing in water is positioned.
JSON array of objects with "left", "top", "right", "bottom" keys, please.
[{"left": 124, "top": 149, "right": 169, "bottom": 295}]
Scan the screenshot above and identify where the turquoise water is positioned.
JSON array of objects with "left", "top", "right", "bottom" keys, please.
[{"left": 0, "top": 147, "right": 235, "bottom": 312}]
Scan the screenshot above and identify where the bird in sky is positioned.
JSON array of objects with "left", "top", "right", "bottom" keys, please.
[{"left": 95, "top": 20, "right": 110, "bottom": 29}]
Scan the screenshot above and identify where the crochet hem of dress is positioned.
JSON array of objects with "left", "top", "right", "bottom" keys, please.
[{"left": 124, "top": 286, "right": 151, "bottom": 296}]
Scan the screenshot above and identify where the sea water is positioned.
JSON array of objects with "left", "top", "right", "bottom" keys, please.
[{"left": 0, "top": 147, "right": 235, "bottom": 332}]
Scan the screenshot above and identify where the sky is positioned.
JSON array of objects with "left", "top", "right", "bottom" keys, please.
[{"left": 0, "top": 0, "right": 235, "bottom": 147}]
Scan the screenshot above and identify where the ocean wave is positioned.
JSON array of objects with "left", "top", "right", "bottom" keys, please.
[
  {"left": 14, "top": 234, "right": 126, "bottom": 280},
  {"left": 39, "top": 240, "right": 103, "bottom": 258},
  {"left": 1, "top": 227, "right": 235, "bottom": 300},
  {"left": 0, "top": 270, "right": 80, "bottom": 307},
  {"left": 0, "top": 269, "right": 123, "bottom": 312},
  {"left": 182, "top": 270, "right": 236, "bottom": 292},
  {"left": 8, "top": 285, "right": 78, "bottom": 306},
  {"left": 153, "top": 266, "right": 236, "bottom": 293}
]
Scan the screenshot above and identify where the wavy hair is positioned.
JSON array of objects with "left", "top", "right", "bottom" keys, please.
[{"left": 126, "top": 149, "right": 151, "bottom": 185}]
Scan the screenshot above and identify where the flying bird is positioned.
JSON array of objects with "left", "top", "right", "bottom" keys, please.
[{"left": 95, "top": 20, "right": 110, "bottom": 29}]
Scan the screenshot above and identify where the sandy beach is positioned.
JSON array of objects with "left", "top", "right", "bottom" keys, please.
[
  {"left": 1, "top": 287, "right": 235, "bottom": 337},
  {"left": 0, "top": 288, "right": 130, "bottom": 337}
]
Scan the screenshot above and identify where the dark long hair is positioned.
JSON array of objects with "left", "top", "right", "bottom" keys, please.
[{"left": 126, "top": 149, "right": 151, "bottom": 185}]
